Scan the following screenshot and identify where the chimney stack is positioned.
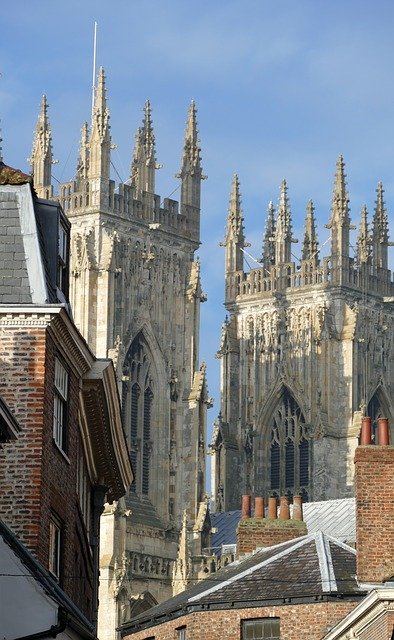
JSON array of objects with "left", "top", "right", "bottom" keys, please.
[
  {"left": 236, "top": 494, "right": 307, "bottom": 557},
  {"left": 355, "top": 417, "right": 394, "bottom": 584}
]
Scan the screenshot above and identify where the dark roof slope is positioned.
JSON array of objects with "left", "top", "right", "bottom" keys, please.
[{"left": 120, "top": 532, "right": 364, "bottom": 636}]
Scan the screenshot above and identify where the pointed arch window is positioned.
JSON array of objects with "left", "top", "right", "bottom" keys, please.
[
  {"left": 123, "top": 336, "right": 154, "bottom": 495},
  {"left": 367, "top": 392, "right": 384, "bottom": 443},
  {"left": 269, "top": 390, "right": 309, "bottom": 500}
]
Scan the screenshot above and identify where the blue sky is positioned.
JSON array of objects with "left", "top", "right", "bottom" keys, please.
[{"left": 1, "top": 0, "right": 394, "bottom": 444}]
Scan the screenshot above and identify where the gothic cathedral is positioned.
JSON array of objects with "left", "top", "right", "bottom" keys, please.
[
  {"left": 30, "top": 69, "right": 210, "bottom": 638},
  {"left": 211, "top": 163, "right": 394, "bottom": 512}
]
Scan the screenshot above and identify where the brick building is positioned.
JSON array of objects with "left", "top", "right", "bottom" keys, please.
[
  {"left": 0, "top": 161, "right": 132, "bottom": 638},
  {"left": 120, "top": 419, "right": 394, "bottom": 639}
]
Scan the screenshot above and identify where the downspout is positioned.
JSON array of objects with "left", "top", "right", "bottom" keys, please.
[{"left": 91, "top": 485, "right": 108, "bottom": 635}]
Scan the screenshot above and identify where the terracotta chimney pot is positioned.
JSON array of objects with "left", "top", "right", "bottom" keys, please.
[
  {"left": 254, "top": 496, "right": 264, "bottom": 518},
  {"left": 241, "top": 494, "right": 252, "bottom": 519},
  {"left": 378, "top": 418, "right": 390, "bottom": 445},
  {"left": 360, "top": 416, "right": 372, "bottom": 445},
  {"left": 292, "top": 495, "right": 303, "bottom": 521},
  {"left": 268, "top": 496, "right": 277, "bottom": 519},
  {"left": 279, "top": 496, "right": 290, "bottom": 520}
]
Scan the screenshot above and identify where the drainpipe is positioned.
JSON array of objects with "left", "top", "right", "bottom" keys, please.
[{"left": 91, "top": 485, "right": 108, "bottom": 634}]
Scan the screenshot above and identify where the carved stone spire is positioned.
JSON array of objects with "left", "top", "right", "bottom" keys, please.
[
  {"left": 224, "top": 174, "right": 245, "bottom": 273},
  {"left": 327, "top": 156, "right": 353, "bottom": 283},
  {"left": 178, "top": 101, "right": 204, "bottom": 213},
  {"left": 75, "top": 122, "right": 90, "bottom": 185},
  {"left": 130, "top": 100, "right": 158, "bottom": 196},
  {"left": 372, "top": 182, "right": 389, "bottom": 270},
  {"left": 356, "top": 205, "right": 370, "bottom": 265},
  {"left": 275, "top": 179, "right": 293, "bottom": 265},
  {"left": 30, "top": 95, "right": 53, "bottom": 198},
  {"left": 89, "top": 66, "right": 111, "bottom": 183},
  {"left": 262, "top": 200, "right": 276, "bottom": 270},
  {"left": 302, "top": 199, "right": 319, "bottom": 264}
]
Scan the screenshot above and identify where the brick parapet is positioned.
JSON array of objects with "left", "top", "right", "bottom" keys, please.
[
  {"left": 355, "top": 445, "right": 394, "bottom": 584},
  {"left": 237, "top": 518, "right": 308, "bottom": 556}
]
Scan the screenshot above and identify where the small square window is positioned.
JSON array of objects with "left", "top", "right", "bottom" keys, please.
[
  {"left": 242, "top": 618, "right": 280, "bottom": 639},
  {"left": 176, "top": 627, "right": 187, "bottom": 640},
  {"left": 49, "top": 516, "right": 63, "bottom": 580},
  {"left": 53, "top": 358, "right": 68, "bottom": 451}
]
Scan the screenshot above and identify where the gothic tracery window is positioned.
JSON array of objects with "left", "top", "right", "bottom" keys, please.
[
  {"left": 269, "top": 390, "right": 309, "bottom": 500},
  {"left": 123, "top": 336, "right": 154, "bottom": 495},
  {"left": 367, "top": 392, "right": 384, "bottom": 443}
]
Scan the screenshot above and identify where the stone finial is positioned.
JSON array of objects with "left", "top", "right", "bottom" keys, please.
[
  {"left": 356, "top": 205, "right": 370, "bottom": 265},
  {"left": 302, "top": 199, "right": 319, "bottom": 263},
  {"left": 227, "top": 174, "right": 244, "bottom": 238},
  {"left": 29, "top": 95, "right": 53, "bottom": 196},
  {"left": 89, "top": 66, "right": 111, "bottom": 182},
  {"left": 181, "top": 100, "right": 202, "bottom": 173},
  {"left": 76, "top": 121, "right": 90, "bottom": 182},
  {"left": 130, "top": 100, "right": 158, "bottom": 196},
  {"left": 372, "top": 181, "right": 389, "bottom": 269},
  {"left": 261, "top": 200, "right": 276, "bottom": 270},
  {"left": 275, "top": 179, "right": 293, "bottom": 264},
  {"left": 330, "top": 155, "right": 350, "bottom": 225}
]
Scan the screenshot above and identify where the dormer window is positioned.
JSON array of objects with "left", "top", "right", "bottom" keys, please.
[{"left": 57, "top": 218, "right": 69, "bottom": 295}]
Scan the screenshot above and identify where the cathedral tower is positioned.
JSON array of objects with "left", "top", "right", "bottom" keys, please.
[
  {"left": 31, "top": 70, "right": 209, "bottom": 638},
  {"left": 212, "top": 160, "right": 394, "bottom": 512}
]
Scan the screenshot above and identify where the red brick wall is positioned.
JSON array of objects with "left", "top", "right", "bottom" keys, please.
[
  {"left": 355, "top": 445, "right": 394, "bottom": 583},
  {"left": 123, "top": 601, "right": 359, "bottom": 640},
  {"left": 0, "top": 326, "right": 47, "bottom": 550},
  {"left": 237, "top": 518, "right": 308, "bottom": 555},
  {"left": 0, "top": 322, "right": 94, "bottom": 619}
]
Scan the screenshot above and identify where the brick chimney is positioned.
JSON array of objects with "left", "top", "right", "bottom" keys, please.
[
  {"left": 355, "top": 417, "right": 394, "bottom": 584},
  {"left": 236, "top": 495, "right": 308, "bottom": 557}
]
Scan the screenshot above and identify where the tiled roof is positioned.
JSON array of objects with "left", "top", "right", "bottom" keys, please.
[
  {"left": 120, "top": 532, "right": 363, "bottom": 635},
  {"left": 210, "top": 498, "right": 356, "bottom": 555},
  {"left": 0, "top": 162, "right": 33, "bottom": 186}
]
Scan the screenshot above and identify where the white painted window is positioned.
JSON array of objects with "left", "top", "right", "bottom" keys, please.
[
  {"left": 49, "top": 517, "right": 62, "bottom": 579},
  {"left": 53, "top": 358, "right": 68, "bottom": 450},
  {"left": 77, "top": 452, "right": 91, "bottom": 530},
  {"left": 176, "top": 628, "right": 187, "bottom": 640},
  {"left": 242, "top": 618, "right": 280, "bottom": 639}
]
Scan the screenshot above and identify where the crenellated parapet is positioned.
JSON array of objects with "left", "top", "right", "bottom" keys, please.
[{"left": 224, "top": 157, "right": 393, "bottom": 307}]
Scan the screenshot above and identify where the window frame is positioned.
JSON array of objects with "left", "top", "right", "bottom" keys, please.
[
  {"left": 176, "top": 627, "right": 187, "bottom": 640},
  {"left": 241, "top": 617, "right": 280, "bottom": 640},
  {"left": 49, "top": 514, "right": 63, "bottom": 581},
  {"left": 53, "top": 357, "right": 69, "bottom": 452}
]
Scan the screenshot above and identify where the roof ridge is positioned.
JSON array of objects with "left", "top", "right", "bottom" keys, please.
[{"left": 316, "top": 530, "right": 337, "bottom": 592}]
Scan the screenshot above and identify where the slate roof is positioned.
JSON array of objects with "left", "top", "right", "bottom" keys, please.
[
  {"left": 0, "top": 164, "right": 67, "bottom": 305},
  {"left": 120, "top": 532, "right": 364, "bottom": 636},
  {"left": 210, "top": 498, "right": 356, "bottom": 555}
]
